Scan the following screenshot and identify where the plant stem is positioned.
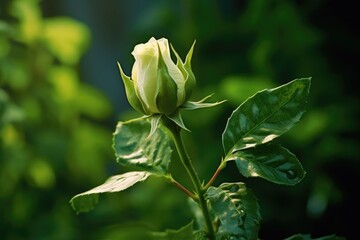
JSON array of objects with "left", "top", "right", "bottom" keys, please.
[
  {"left": 170, "top": 177, "right": 197, "bottom": 200},
  {"left": 162, "top": 119, "right": 215, "bottom": 240},
  {"left": 204, "top": 161, "right": 226, "bottom": 190}
]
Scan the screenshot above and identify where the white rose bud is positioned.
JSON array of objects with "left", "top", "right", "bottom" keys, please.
[{"left": 118, "top": 37, "right": 196, "bottom": 115}]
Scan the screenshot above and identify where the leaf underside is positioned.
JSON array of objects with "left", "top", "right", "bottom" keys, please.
[{"left": 70, "top": 171, "right": 150, "bottom": 213}]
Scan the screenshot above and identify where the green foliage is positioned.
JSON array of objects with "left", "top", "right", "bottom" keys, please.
[
  {"left": 205, "top": 183, "right": 260, "bottom": 240},
  {"left": 42, "top": 17, "right": 90, "bottom": 65},
  {"left": 113, "top": 118, "right": 172, "bottom": 174},
  {"left": 0, "top": 0, "right": 114, "bottom": 239},
  {"left": 232, "top": 144, "right": 305, "bottom": 185},
  {"left": 222, "top": 78, "right": 310, "bottom": 185},
  {"left": 1, "top": 0, "right": 356, "bottom": 239},
  {"left": 71, "top": 77, "right": 344, "bottom": 239},
  {"left": 222, "top": 78, "right": 311, "bottom": 154}
]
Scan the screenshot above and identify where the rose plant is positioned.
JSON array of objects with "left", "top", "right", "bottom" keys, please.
[{"left": 70, "top": 37, "right": 345, "bottom": 240}]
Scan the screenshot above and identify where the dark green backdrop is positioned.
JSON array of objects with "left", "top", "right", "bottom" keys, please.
[{"left": 1, "top": 0, "right": 358, "bottom": 239}]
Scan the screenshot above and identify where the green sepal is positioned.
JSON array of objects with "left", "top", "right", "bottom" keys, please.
[
  {"left": 117, "top": 62, "right": 147, "bottom": 114},
  {"left": 166, "top": 111, "right": 190, "bottom": 132},
  {"left": 181, "top": 94, "right": 226, "bottom": 110},
  {"left": 183, "top": 40, "right": 196, "bottom": 100},
  {"left": 170, "top": 43, "right": 186, "bottom": 78},
  {"left": 171, "top": 41, "right": 196, "bottom": 101}
]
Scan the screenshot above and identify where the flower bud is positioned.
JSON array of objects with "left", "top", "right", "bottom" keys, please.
[{"left": 118, "top": 37, "right": 196, "bottom": 115}]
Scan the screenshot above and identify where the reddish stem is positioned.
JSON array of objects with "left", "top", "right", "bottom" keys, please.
[
  {"left": 204, "top": 161, "right": 226, "bottom": 189},
  {"left": 171, "top": 178, "right": 197, "bottom": 200}
]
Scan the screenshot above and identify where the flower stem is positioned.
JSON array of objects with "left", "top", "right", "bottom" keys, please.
[{"left": 162, "top": 119, "right": 215, "bottom": 240}]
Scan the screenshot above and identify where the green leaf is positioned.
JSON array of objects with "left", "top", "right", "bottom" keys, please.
[
  {"left": 70, "top": 171, "right": 150, "bottom": 213},
  {"left": 205, "top": 182, "right": 261, "bottom": 240},
  {"left": 284, "top": 233, "right": 348, "bottom": 240},
  {"left": 228, "top": 144, "right": 305, "bottom": 185},
  {"left": 113, "top": 118, "right": 172, "bottom": 174},
  {"left": 150, "top": 221, "right": 196, "bottom": 240},
  {"left": 222, "top": 78, "right": 311, "bottom": 155}
]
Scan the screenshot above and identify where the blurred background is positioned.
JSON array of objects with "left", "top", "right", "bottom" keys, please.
[{"left": 0, "top": 0, "right": 358, "bottom": 239}]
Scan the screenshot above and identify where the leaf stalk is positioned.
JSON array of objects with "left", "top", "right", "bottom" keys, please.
[
  {"left": 170, "top": 177, "right": 197, "bottom": 200},
  {"left": 204, "top": 160, "right": 227, "bottom": 190}
]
